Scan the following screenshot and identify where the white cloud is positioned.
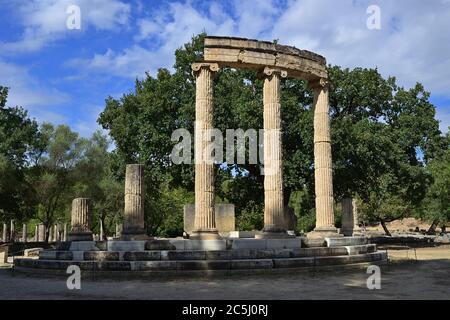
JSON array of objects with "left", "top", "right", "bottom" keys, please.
[
  {"left": 0, "top": 0, "right": 130, "bottom": 54},
  {"left": 436, "top": 107, "right": 450, "bottom": 133},
  {"left": 0, "top": 59, "right": 70, "bottom": 124}
]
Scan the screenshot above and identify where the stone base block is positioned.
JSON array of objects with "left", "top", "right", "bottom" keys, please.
[
  {"left": 69, "top": 241, "right": 99, "bottom": 251},
  {"left": 107, "top": 240, "right": 146, "bottom": 251},
  {"left": 325, "top": 236, "right": 367, "bottom": 247},
  {"left": 230, "top": 238, "right": 302, "bottom": 250},
  {"left": 120, "top": 231, "right": 150, "bottom": 241},
  {"left": 255, "top": 232, "right": 295, "bottom": 239},
  {"left": 67, "top": 232, "right": 93, "bottom": 242},
  {"left": 189, "top": 230, "right": 221, "bottom": 240},
  {"left": 307, "top": 228, "right": 342, "bottom": 240},
  {"left": 228, "top": 231, "right": 260, "bottom": 238}
]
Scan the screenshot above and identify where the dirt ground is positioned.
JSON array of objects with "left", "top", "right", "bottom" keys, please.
[
  {"left": 365, "top": 217, "right": 444, "bottom": 234},
  {"left": 0, "top": 245, "right": 449, "bottom": 300}
]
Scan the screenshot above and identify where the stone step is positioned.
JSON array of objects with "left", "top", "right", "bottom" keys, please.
[
  {"left": 38, "top": 245, "right": 377, "bottom": 261},
  {"left": 325, "top": 237, "right": 368, "bottom": 247},
  {"left": 15, "top": 252, "right": 388, "bottom": 272}
]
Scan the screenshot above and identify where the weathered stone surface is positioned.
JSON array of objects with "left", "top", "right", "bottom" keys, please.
[
  {"left": 184, "top": 239, "right": 227, "bottom": 251},
  {"left": 184, "top": 204, "right": 235, "bottom": 236},
  {"left": 273, "top": 257, "right": 315, "bottom": 268},
  {"left": 24, "top": 247, "right": 43, "bottom": 257},
  {"left": 131, "top": 261, "right": 176, "bottom": 271},
  {"left": 176, "top": 260, "right": 230, "bottom": 270},
  {"left": 97, "top": 261, "right": 131, "bottom": 271},
  {"left": 290, "top": 247, "right": 348, "bottom": 258},
  {"left": 262, "top": 68, "right": 286, "bottom": 236},
  {"left": 230, "top": 238, "right": 302, "bottom": 250},
  {"left": 123, "top": 251, "right": 161, "bottom": 261},
  {"left": 39, "top": 250, "right": 73, "bottom": 260},
  {"left": 191, "top": 63, "right": 220, "bottom": 240},
  {"left": 144, "top": 239, "right": 176, "bottom": 251},
  {"left": 344, "top": 244, "right": 376, "bottom": 255},
  {"left": 308, "top": 79, "right": 338, "bottom": 239},
  {"left": 166, "top": 251, "right": 206, "bottom": 261},
  {"left": 284, "top": 207, "right": 297, "bottom": 231},
  {"left": 84, "top": 251, "right": 119, "bottom": 261},
  {"left": 203, "top": 36, "right": 327, "bottom": 80},
  {"left": 0, "top": 245, "right": 8, "bottom": 263},
  {"left": 107, "top": 240, "right": 146, "bottom": 251},
  {"left": 69, "top": 241, "right": 99, "bottom": 251},
  {"left": 325, "top": 237, "right": 367, "bottom": 247},
  {"left": 122, "top": 164, "right": 147, "bottom": 240},
  {"left": 230, "top": 259, "right": 273, "bottom": 270},
  {"left": 205, "top": 250, "right": 232, "bottom": 260},
  {"left": 68, "top": 198, "right": 93, "bottom": 241},
  {"left": 228, "top": 231, "right": 259, "bottom": 238}
]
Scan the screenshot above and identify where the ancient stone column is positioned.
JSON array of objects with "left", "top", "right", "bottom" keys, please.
[
  {"left": 54, "top": 224, "right": 60, "bottom": 242},
  {"left": 38, "top": 223, "right": 45, "bottom": 242},
  {"left": 10, "top": 220, "right": 15, "bottom": 242},
  {"left": 99, "top": 220, "right": 104, "bottom": 241},
  {"left": 122, "top": 164, "right": 147, "bottom": 240},
  {"left": 34, "top": 225, "right": 39, "bottom": 242},
  {"left": 308, "top": 78, "right": 338, "bottom": 238},
  {"left": 258, "top": 67, "right": 288, "bottom": 237},
  {"left": 48, "top": 225, "right": 53, "bottom": 242},
  {"left": 2, "top": 223, "right": 7, "bottom": 242},
  {"left": 68, "top": 198, "right": 93, "bottom": 241},
  {"left": 63, "top": 223, "right": 67, "bottom": 241},
  {"left": 191, "top": 63, "right": 220, "bottom": 240},
  {"left": 22, "top": 223, "right": 28, "bottom": 243},
  {"left": 341, "top": 198, "right": 354, "bottom": 236}
]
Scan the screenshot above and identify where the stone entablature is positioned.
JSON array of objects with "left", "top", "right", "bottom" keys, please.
[{"left": 203, "top": 36, "right": 327, "bottom": 80}]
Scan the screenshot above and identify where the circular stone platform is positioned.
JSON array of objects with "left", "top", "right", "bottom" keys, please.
[{"left": 13, "top": 237, "right": 387, "bottom": 277}]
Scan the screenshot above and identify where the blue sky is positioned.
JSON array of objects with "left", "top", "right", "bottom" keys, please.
[{"left": 0, "top": 0, "right": 449, "bottom": 139}]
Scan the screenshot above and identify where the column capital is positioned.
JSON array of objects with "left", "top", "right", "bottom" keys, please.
[
  {"left": 258, "top": 67, "right": 288, "bottom": 79},
  {"left": 308, "top": 78, "right": 329, "bottom": 90},
  {"left": 191, "top": 62, "right": 220, "bottom": 75}
]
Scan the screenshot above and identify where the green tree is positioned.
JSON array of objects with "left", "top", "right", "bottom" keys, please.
[{"left": 0, "top": 86, "right": 40, "bottom": 225}]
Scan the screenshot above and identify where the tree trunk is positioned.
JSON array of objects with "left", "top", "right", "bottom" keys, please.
[
  {"left": 380, "top": 219, "right": 391, "bottom": 236},
  {"left": 427, "top": 219, "right": 439, "bottom": 235}
]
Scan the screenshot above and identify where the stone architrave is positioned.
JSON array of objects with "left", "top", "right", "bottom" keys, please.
[
  {"left": 121, "top": 164, "right": 148, "bottom": 240},
  {"left": 261, "top": 67, "right": 288, "bottom": 237},
  {"left": 68, "top": 198, "right": 93, "bottom": 241},
  {"left": 307, "top": 79, "right": 339, "bottom": 239},
  {"left": 22, "top": 224, "right": 28, "bottom": 243},
  {"left": 191, "top": 62, "right": 221, "bottom": 240}
]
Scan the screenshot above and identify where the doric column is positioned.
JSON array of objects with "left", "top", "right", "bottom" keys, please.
[
  {"left": 121, "top": 164, "right": 148, "bottom": 240},
  {"left": 2, "top": 223, "right": 7, "bottom": 242},
  {"left": 34, "top": 225, "right": 39, "bottom": 242},
  {"left": 63, "top": 223, "right": 67, "bottom": 241},
  {"left": 54, "top": 224, "right": 60, "bottom": 242},
  {"left": 10, "top": 220, "right": 15, "bottom": 242},
  {"left": 100, "top": 220, "right": 104, "bottom": 241},
  {"left": 38, "top": 223, "right": 45, "bottom": 242},
  {"left": 68, "top": 198, "right": 93, "bottom": 241},
  {"left": 22, "top": 223, "right": 27, "bottom": 243},
  {"left": 309, "top": 78, "right": 338, "bottom": 238},
  {"left": 260, "top": 67, "right": 287, "bottom": 236},
  {"left": 191, "top": 63, "right": 220, "bottom": 240},
  {"left": 48, "top": 225, "right": 53, "bottom": 242}
]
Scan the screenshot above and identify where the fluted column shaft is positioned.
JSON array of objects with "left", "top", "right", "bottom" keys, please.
[
  {"left": 68, "top": 198, "right": 93, "bottom": 241},
  {"left": 2, "top": 223, "right": 7, "bottom": 242},
  {"left": 311, "top": 79, "right": 336, "bottom": 233},
  {"left": 22, "top": 223, "right": 27, "bottom": 243},
  {"left": 192, "top": 63, "right": 220, "bottom": 239},
  {"left": 262, "top": 67, "right": 286, "bottom": 233},
  {"left": 122, "top": 164, "right": 147, "bottom": 239},
  {"left": 341, "top": 198, "right": 353, "bottom": 236}
]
